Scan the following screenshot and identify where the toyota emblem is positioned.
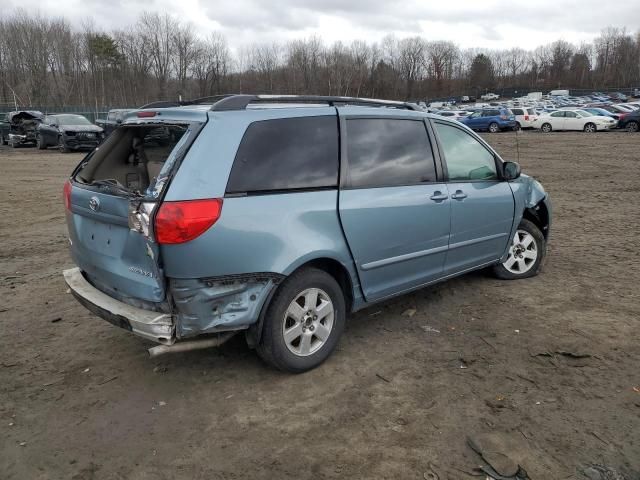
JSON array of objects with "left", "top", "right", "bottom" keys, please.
[{"left": 89, "top": 196, "right": 100, "bottom": 212}]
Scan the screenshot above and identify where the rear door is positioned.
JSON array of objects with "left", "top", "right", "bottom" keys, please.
[
  {"left": 432, "top": 121, "right": 514, "bottom": 274},
  {"left": 549, "top": 111, "right": 566, "bottom": 130},
  {"left": 66, "top": 121, "right": 198, "bottom": 303},
  {"left": 338, "top": 111, "right": 450, "bottom": 301},
  {"left": 563, "top": 111, "right": 581, "bottom": 130}
]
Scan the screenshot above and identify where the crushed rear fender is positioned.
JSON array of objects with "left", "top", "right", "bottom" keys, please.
[{"left": 170, "top": 273, "right": 285, "bottom": 339}]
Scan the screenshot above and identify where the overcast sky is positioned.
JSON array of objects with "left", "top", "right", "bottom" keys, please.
[{"left": 5, "top": 0, "right": 640, "bottom": 51}]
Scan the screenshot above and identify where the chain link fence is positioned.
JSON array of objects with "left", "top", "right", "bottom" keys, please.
[{"left": 0, "top": 105, "right": 131, "bottom": 123}]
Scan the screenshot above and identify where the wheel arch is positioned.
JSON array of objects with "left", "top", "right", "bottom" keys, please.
[
  {"left": 245, "top": 255, "right": 359, "bottom": 349},
  {"left": 523, "top": 200, "right": 550, "bottom": 239}
]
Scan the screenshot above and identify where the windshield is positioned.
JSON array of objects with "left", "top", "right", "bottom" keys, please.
[{"left": 51, "top": 115, "right": 92, "bottom": 126}]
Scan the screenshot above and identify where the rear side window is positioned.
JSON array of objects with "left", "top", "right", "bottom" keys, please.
[
  {"left": 346, "top": 119, "right": 437, "bottom": 188},
  {"left": 512, "top": 109, "right": 524, "bottom": 115},
  {"left": 226, "top": 116, "right": 338, "bottom": 194}
]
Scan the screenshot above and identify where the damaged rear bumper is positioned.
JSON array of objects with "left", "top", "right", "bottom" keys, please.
[
  {"left": 63, "top": 267, "right": 175, "bottom": 344},
  {"left": 63, "top": 268, "right": 283, "bottom": 345}
]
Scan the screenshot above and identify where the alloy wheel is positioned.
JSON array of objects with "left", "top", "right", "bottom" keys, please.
[
  {"left": 282, "top": 288, "right": 334, "bottom": 357},
  {"left": 503, "top": 229, "right": 538, "bottom": 274}
]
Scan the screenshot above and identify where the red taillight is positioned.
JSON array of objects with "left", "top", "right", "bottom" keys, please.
[
  {"left": 155, "top": 199, "right": 223, "bottom": 244},
  {"left": 524, "top": 115, "right": 529, "bottom": 120},
  {"left": 137, "top": 111, "right": 157, "bottom": 118},
  {"left": 63, "top": 180, "right": 72, "bottom": 210}
]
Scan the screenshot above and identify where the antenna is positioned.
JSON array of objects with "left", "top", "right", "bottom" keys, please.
[{"left": 515, "top": 125, "right": 521, "bottom": 164}]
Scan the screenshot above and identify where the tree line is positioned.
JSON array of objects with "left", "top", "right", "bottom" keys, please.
[{"left": 1, "top": 10, "right": 639, "bottom": 108}]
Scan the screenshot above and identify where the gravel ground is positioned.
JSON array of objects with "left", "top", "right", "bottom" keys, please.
[{"left": 1, "top": 131, "right": 639, "bottom": 479}]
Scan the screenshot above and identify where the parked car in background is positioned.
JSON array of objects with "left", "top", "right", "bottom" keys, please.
[
  {"left": 633, "top": 88, "right": 640, "bottom": 98},
  {"left": 95, "top": 109, "right": 133, "bottom": 136},
  {"left": 608, "top": 104, "right": 635, "bottom": 114},
  {"left": 0, "top": 113, "right": 8, "bottom": 144},
  {"left": 617, "top": 109, "right": 640, "bottom": 132},
  {"left": 481, "top": 93, "right": 500, "bottom": 101},
  {"left": 2, "top": 110, "right": 44, "bottom": 147},
  {"left": 434, "top": 110, "right": 469, "bottom": 121},
  {"left": 36, "top": 114, "right": 104, "bottom": 152},
  {"left": 459, "top": 107, "right": 516, "bottom": 132},
  {"left": 510, "top": 107, "right": 538, "bottom": 129},
  {"left": 610, "top": 92, "right": 628, "bottom": 102},
  {"left": 582, "top": 107, "right": 620, "bottom": 121},
  {"left": 62, "top": 94, "right": 551, "bottom": 372},
  {"left": 534, "top": 109, "right": 617, "bottom": 132}
]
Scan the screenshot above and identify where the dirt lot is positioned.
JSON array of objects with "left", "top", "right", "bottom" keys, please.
[{"left": 1, "top": 131, "right": 639, "bottom": 480}]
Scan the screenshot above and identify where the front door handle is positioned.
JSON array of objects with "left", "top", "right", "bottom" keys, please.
[
  {"left": 451, "top": 190, "right": 467, "bottom": 200},
  {"left": 430, "top": 191, "right": 449, "bottom": 202}
]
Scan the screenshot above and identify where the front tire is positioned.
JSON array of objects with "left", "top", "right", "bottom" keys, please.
[
  {"left": 583, "top": 122, "right": 597, "bottom": 133},
  {"left": 493, "top": 219, "right": 546, "bottom": 280},
  {"left": 257, "top": 268, "right": 346, "bottom": 373},
  {"left": 36, "top": 134, "right": 46, "bottom": 150},
  {"left": 488, "top": 122, "right": 500, "bottom": 133},
  {"left": 1, "top": 133, "right": 7, "bottom": 145},
  {"left": 58, "top": 136, "right": 70, "bottom": 153}
]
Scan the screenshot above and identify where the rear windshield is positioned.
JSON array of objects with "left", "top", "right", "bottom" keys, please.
[{"left": 74, "top": 124, "right": 192, "bottom": 197}]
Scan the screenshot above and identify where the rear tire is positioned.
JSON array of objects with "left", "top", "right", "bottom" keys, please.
[
  {"left": 541, "top": 123, "right": 552, "bottom": 133},
  {"left": 513, "top": 122, "right": 521, "bottom": 131},
  {"left": 488, "top": 122, "right": 500, "bottom": 133},
  {"left": 257, "top": 268, "right": 346, "bottom": 373},
  {"left": 583, "top": 122, "right": 597, "bottom": 133},
  {"left": 625, "top": 121, "right": 639, "bottom": 132},
  {"left": 493, "top": 219, "right": 545, "bottom": 280}
]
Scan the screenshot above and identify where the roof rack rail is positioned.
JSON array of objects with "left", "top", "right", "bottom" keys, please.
[
  {"left": 210, "top": 94, "right": 420, "bottom": 111},
  {"left": 138, "top": 95, "right": 236, "bottom": 109}
]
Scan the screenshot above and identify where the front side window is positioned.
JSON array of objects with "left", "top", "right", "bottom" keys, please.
[
  {"left": 435, "top": 123, "right": 498, "bottom": 181},
  {"left": 346, "top": 118, "right": 437, "bottom": 188},
  {"left": 226, "top": 116, "right": 339, "bottom": 194},
  {"left": 565, "top": 111, "right": 577, "bottom": 118},
  {"left": 551, "top": 111, "right": 565, "bottom": 118}
]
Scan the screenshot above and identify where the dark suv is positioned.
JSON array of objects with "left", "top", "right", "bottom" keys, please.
[
  {"left": 63, "top": 95, "right": 551, "bottom": 372},
  {"left": 618, "top": 109, "right": 640, "bottom": 132}
]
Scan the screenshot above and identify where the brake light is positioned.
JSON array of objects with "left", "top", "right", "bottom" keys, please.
[
  {"left": 63, "top": 180, "right": 72, "bottom": 210},
  {"left": 137, "top": 111, "right": 157, "bottom": 118},
  {"left": 155, "top": 199, "right": 223, "bottom": 244},
  {"left": 524, "top": 115, "right": 529, "bottom": 121}
]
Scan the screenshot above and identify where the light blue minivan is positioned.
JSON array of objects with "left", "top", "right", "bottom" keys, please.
[{"left": 63, "top": 95, "right": 551, "bottom": 372}]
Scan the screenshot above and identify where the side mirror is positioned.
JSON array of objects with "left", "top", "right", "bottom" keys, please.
[{"left": 503, "top": 161, "right": 521, "bottom": 180}]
